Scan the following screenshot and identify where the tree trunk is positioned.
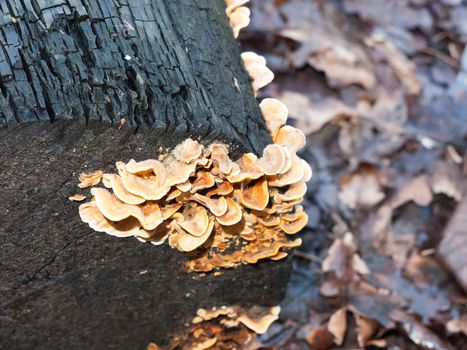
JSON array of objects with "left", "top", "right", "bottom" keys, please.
[{"left": 0, "top": 1, "right": 291, "bottom": 349}]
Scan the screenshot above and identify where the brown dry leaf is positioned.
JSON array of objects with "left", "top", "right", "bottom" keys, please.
[
  {"left": 280, "top": 1, "right": 376, "bottom": 89},
  {"left": 390, "top": 310, "right": 455, "bottom": 350},
  {"left": 327, "top": 307, "right": 347, "bottom": 346},
  {"left": 320, "top": 278, "right": 340, "bottom": 298},
  {"left": 308, "top": 48, "right": 376, "bottom": 90},
  {"left": 343, "top": 0, "right": 433, "bottom": 32},
  {"left": 339, "top": 167, "right": 385, "bottom": 209},
  {"left": 305, "top": 326, "right": 336, "bottom": 350},
  {"left": 431, "top": 159, "right": 464, "bottom": 202},
  {"left": 390, "top": 175, "right": 433, "bottom": 209},
  {"left": 438, "top": 196, "right": 467, "bottom": 293},
  {"left": 446, "top": 318, "right": 467, "bottom": 336},
  {"left": 355, "top": 314, "right": 379, "bottom": 348},
  {"left": 337, "top": 90, "right": 408, "bottom": 167},
  {"left": 322, "top": 232, "right": 369, "bottom": 279},
  {"left": 365, "top": 33, "right": 421, "bottom": 96},
  {"left": 280, "top": 90, "right": 355, "bottom": 135}
]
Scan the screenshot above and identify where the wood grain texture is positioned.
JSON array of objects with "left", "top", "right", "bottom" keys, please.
[{"left": 0, "top": 0, "right": 271, "bottom": 155}]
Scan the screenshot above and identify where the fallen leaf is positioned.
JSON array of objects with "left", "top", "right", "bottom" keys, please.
[
  {"left": 446, "top": 318, "right": 467, "bottom": 336},
  {"left": 305, "top": 326, "right": 335, "bottom": 350},
  {"left": 390, "top": 310, "right": 455, "bottom": 350},
  {"left": 431, "top": 159, "right": 464, "bottom": 202},
  {"left": 280, "top": 90, "right": 355, "bottom": 134},
  {"left": 438, "top": 196, "right": 467, "bottom": 293},
  {"left": 355, "top": 314, "right": 379, "bottom": 347},
  {"left": 339, "top": 167, "right": 385, "bottom": 209},
  {"left": 322, "top": 233, "right": 369, "bottom": 279},
  {"left": 327, "top": 307, "right": 347, "bottom": 345},
  {"left": 390, "top": 175, "right": 433, "bottom": 209}
]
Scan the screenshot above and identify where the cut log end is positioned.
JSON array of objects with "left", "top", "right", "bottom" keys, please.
[{"left": 0, "top": 121, "right": 291, "bottom": 349}]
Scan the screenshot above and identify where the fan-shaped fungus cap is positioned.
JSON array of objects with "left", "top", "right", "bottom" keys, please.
[
  {"left": 136, "top": 220, "right": 173, "bottom": 245},
  {"left": 235, "top": 177, "right": 269, "bottom": 211},
  {"left": 164, "top": 161, "right": 197, "bottom": 187},
  {"left": 117, "top": 161, "right": 170, "bottom": 200},
  {"left": 225, "top": 0, "right": 249, "bottom": 16},
  {"left": 256, "top": 144, "right": 292, "bottom": 176},
  {"left": 206, "top": 182, "right": 233, "bottom": 197},
  {"left": 69, "top": 194, "right": 86, "bottom": 202},
  {"left": 125, "top": 159, "right": 163, "bottom": 174},
  {"left": 173, "top": 139, "right": 203, "bottom": 163},
  {"left": 166, "top": 189, "right": 182, "bottom": 201},
  {"left": 259, "top": 98, "right": 288, "bottom": 138},
  {"left": 175, "top": 203, "right": 210, "bottom": 237},
  {"left": 194, "top": 306, "right": 237, "bottom": 322},
  {"left": 257, "top": 215, "right": 280, "bottom": 227},
  {"left": 279, "top": 207, "right": 308, "bottom": 234},
  {"left": 216, "top": 198, "right": 243, "bottom": 226},
  {"left": 269, "top": 156, "right": 305, "bottom": 187},
  {"left": 191, "top": 171, "right": 215, "bottom": 193},
  {"left": 227, "top": 153, "right": 264, "bottom": 183},
  {"left": 300, "top": 159, "right": 313, "bottom": 183},
  {"left": 245, "top": 239, "right": 302, "bottom": 263},
  {"left": 273, "top": 125, "right": 306, "bottom": 153},
  {"left": 102, "top": 174, "right": 146, "bottom": 205},
  {"left": 241, "top": 51, "right": 266, "bottom": 67},
  {"left": 237, "top": 306, "right": 281, "bottom": 334},
  {"left": 273, "top": 182, "right": 307, "bottom": 202},
  {"left": 79, "top": 201, "right": 140, "bottom": 237},
  {"left": 229, "top": 6, "right": 250, "bottom": 38},
  {"left": 270, "top": 251, "right": 288, "bottom": 261},
  {"left": 191, "top": 193, "right": 228, "bottom": 217},
  {"left": 161, "top": 202, "right": 183, "bottom": 220},
  {"left": 91, "top": 188, "right": 163, "bottom": 230},
  {"left": 191, "top": 338, "right": 217, "bottom": 350},
  {"left": 209, "top": 144, "right": 234, "bottom": 175},
  {"left": 241, "top": 52, "right": 274, "bottom": 93},
  {"left": 176, "top": 180, "right": 192, "bottom": 192},
  {"left": 78, "top": 170, "right": 103, "bottom": 188},
  {"left": 176, "top": 219, "right": 214, "bottom": 252}
]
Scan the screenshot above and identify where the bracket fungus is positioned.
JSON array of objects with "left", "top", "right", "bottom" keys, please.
[
  {"left": 225, "top": 0, "right": 251, "bottom": 38},
  {"left": 77, "top": 123, "right": 309, "bottom": 271},
  {"left": 241, "top": 52, "right": 274, "bottom": 95},
  {"left": 76, "top": 101, "right": 310, "bottom": 272},
  {"left": 148, "top": 305, "right": 280, "bottom": 349},
  {"left": 75, "top": 5, "right": 311, "bottom": 272},
  {"left": 192, "top": 305, "right": 280, "bottom": 335}
]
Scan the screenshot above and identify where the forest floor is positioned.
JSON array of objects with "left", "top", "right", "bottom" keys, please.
[{"left": 240, "top": 1, "right": 467, "bottom": 349}]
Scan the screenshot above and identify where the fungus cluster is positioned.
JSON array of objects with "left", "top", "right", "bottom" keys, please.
[
  {"left": 75, "top": 1, "right": 311, "bottom": 272},
  {"left": 225, "top": 0, "right": 250, "bottom": 38},
  {"left": 192, "top": 305, "right": 281, "bottom": 335},
  {"left": 147, "top": 305, "right": 280, "bottom": 349},
  {"left": 76, "top": 98, "right": 310, "bottom": 271},
  {"left": 241, "top": 52, "right": 274, "bottom": 95}
]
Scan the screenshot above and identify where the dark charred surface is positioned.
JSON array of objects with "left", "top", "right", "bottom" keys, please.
[
  {"left": 0, "top": 0, "right": 271, "bottom": 156},
  {"left": 0, "top": 121, "right": 291, "bottom": 350},
  {"left": 0, "top": 0, "right": 286, "bottom": 349}
]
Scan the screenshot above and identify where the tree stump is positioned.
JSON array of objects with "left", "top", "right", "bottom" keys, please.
[{"left": 0, "top": 1, "right": 291, "bottom": 349}]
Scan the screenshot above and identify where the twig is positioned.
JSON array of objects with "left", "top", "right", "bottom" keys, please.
[
  {"left": 418, "top": 46, "right": 459, "bottom": 69},
  {"left": 294, "top": 250, "right": 322, "bottom": 263}
]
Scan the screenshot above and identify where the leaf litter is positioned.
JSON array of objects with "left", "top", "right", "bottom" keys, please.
[{"left": 241, "top": 0, "right": 467, "bottom": 349}]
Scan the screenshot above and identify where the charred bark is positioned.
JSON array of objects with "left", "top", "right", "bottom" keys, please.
[{"left": 0, "top": 1, "right": 290, "bottom": 349}]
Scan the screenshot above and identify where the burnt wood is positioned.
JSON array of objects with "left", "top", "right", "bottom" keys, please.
[{"left": 0, "top": 1, "right": 290, "bottom": 349}]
